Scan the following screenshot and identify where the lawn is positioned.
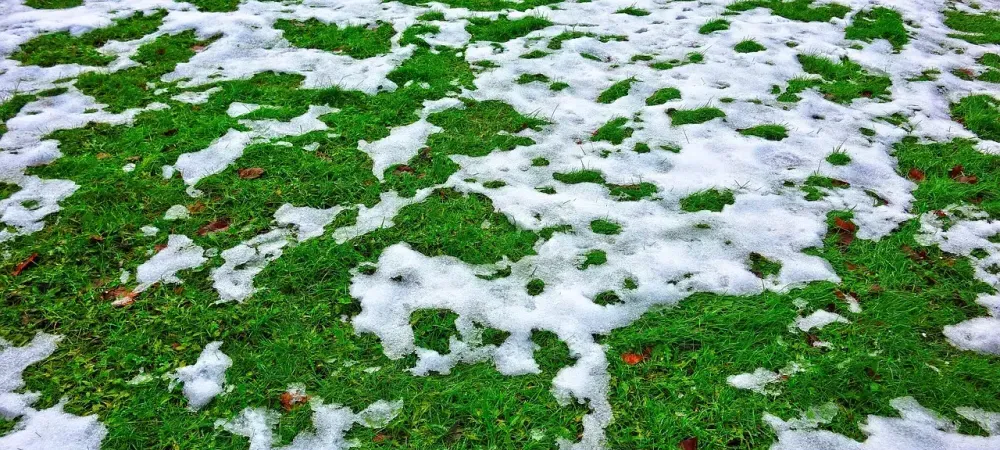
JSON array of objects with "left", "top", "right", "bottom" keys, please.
[{"left": 1, "top": 0, "right": 999, "bottom": 449}]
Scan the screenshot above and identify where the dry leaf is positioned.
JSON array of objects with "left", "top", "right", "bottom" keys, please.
[
  {"left": 238, "top": 167, "right": 265, "bottom": 179},
  {"left": 12, "top": 253, "right": 38, "bottom": 276},
  {"left": 679, "top": 437, "right": 698, "bottom": 450},
  {"left": 907, "top": 168, "right": 925, "bottom": 182},
  {"left": 198, "top": 218, "right": 231, "bottom": 236}
]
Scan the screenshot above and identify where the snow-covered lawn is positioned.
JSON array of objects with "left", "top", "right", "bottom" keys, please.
[{"left": 1, "top": 0, "right": 999, "bottom": 448}]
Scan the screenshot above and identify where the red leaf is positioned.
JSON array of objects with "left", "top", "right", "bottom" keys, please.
[
  {"left": 110, "top": 290, "right": 139, "bottom": 308},
  {"left": 12, "top": 253, "right": 38, "bottom": 276},
  {"left": 907, "top": 168, "right": 925, "bottom": 182},
  {"left": 373, "top": 434, "right": 388, "bottom": 443},
  {"left": 198, "top": 218, "right": 231, "bottom": 236},
  {"left": 949, "top": 165, "right": 964, "bottom": 178},
  {"left": 679, "top": 437, "right": 698, "bottom": 450},
  {"left": 154, "top": 244, "right": 168, "bottom": 253},
  {"left": 393, "top": 165, "right": 415, "bottom": 174},
  {"left": 833, "top": 217, "right": 856, "bottom": 233},
  {"left": 830, "top": 178, "right": 850, "bottom": 188},
  {"left": 238, "top": 167, "right": 265, "bottom": 179},
  {"left": 621, "top": 352, "right": 646, "bottom": 365}
]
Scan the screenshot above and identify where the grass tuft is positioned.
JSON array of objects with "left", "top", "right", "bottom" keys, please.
[
  {"left": 680, "top": 189, "right": 735, "bottom": 212},
  {"left": 699, "top": 19, "right": 730, "bottom": 34},
  {"left": 645, "top": 87, "right": 681, "bottom": 105},
  {"left": 739, "top": 124, "right": 788, "bottom": 141},
  {"left": 668, "top": 107, "right": 726, "bottom": 126},
  {"left": 275, "top": 19, "right": 395, "bottom": 59},
  {"left": 845, "top": 7, "right": 909, "bottom": 51},
  {"left": 734, "top": 39, "right": 766, "bottom": 53},
  {"left": 597, "top": 77, "right": 637, "bottom": 104}
]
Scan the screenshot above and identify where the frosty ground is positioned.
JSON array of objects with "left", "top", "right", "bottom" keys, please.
[{"left": 1, "top": 0, "right": 999, "bottom": 448}]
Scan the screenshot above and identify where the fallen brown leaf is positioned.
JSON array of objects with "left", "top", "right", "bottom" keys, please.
[
  {"left": 198, "top": 218, "right": 231, "bottom": 236},
  {"left": 679, "top": 436, "right": 698, "bottom": 450},
  {"left": 238, "top": 167, "right": 265, "bottom": 180},
  {"left": 12, "top": 253, "right": 38, "bottom": 276},
  {"left": 907, "top": 168, "right": 925, "bottom": 182}
]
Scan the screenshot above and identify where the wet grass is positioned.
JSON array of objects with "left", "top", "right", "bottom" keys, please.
[
  {"left": 275, "top": 19, "right": 395, "bottom": 59},
  {"left": 12, "top": 10, "right": 166, "bottom": 67},
  {"left": 845, "top": 7, "right": 909, "bottom": 51}
]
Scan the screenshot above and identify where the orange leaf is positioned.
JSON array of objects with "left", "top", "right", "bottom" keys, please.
[
  {"left": 621, "top": 352, "right": 646, "bottom": 365},
  {"left": 280, "top": 390, "right": 310, "bottom": 411},
  {"left": 12, "top": 253, "right": 38, "bottom": 276},
  {"left": 907, "top": 168, "right": 925, "bottom": 182},
  {"left": 833, "top": 217, "right": 856, "bottom": 233},
  {"left": 238, "top": 167, "right": 265, "bottom": 180}
]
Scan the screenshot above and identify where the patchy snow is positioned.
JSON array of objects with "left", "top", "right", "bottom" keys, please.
[
  {"left": 726, "top": 362, "right": 805, "bottom": 395},
  {"left": 916, "top": 206, "right": 1000, "bottom": 355},
  {"left": 218, "top": 396, "right": 403, "bottom": 450},
  {"left": 794, "top": 309, "right": 850, "bottom": 332},
  {"left": 0, "top": 333, "right": 107, "bottom": 448},
  {"left": 766, "top": 397, "right": 1000, "bottom": 449},
  {"left": 3, "top": 0, "right": 1000, "bottom": 447},
  {"left": 169, "top": 341, "right": 232, "bottom": 411},
  {"left": 135, "top": 234, "right": 207, "bottom": 293}
]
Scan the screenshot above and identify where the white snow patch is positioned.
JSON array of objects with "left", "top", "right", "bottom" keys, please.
[
  {"left": 169, "top": 341, "right": 232, "bottom": 411},
  {"left": 794, "top": 309, "right": 849, "bottom": 332},
  {"left": 135, "top": 234, "right": 207, "bottom": 293}
]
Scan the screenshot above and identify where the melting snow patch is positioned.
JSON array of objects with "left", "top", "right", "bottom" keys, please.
[
  {"left": 727, "top": 362, "right": 804, "bottom": 395},
  {"left": 135, "top": 234, "right": 207, "bottom": 293},
  {"left": 0, "top": 333, "right": 106, "bottom": 448},
  {"left": 169, "top": 341, "right": 232, "bottom": 411},
  {"left": 766, "top": 397, "right": 1000, "bottom": 449},
  {"left": 218, "top": 397, "right": 402, "bottom": 450},
  {"left": 163, "top": 204, "right": 190, "bottom": 221},
  {"left": 794, "top": 310, "right": 850, "bottom": 332}
]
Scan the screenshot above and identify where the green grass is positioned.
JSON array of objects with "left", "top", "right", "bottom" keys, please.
[
  {"left": 944, "top": 10, "right": 1000, "bottom": 45},
  {"left": 416, "top": 11, "right": 446, "bottom": 21},
  {"left": 633, "top": 143, "right": 650, "bottom": 153},
  {"left": 748, "top": 252, "right": 782, "bottom": 278},
  {"left": 590, "top": 219, "right": 622, "bottom": 235},
  {"left": 12, "top": 10, "right": 167, "bottom": 67},
  {"left": 549, "top": 81, "right": 570, "bottom": 91},
  {"left": 645, "top": 87, "right": 681, "bottom": 105},
  {"left": 950, "top": 95, "right": 1000, "bottom": 143},
  {"left": 608, "top": 182, "right": 658, "bottom": 201},
  {"left": 466, "top": 15, "right": 552, "bottom": 42},
  {"left": 579, "top": 249, "right": 608, "bottom": 269},
  {"left": 778, "top": 55, "right": 892, "bottom": 104},
  {"left": 521, "top": 49, "right": 549, "bottom": 59},
  {"left": 592, "top": 117, "right": 634, "bottom": 145},
  {"left": 615, "top": 7, "right": 649, "bottom": 16},
  {"left": 184, "top": 0, "right": 241, "bottom": 12},
  {"left": 1, "top": 94, "right": 40, "bottom": 138},
  {"left": 547, "top": 31, "right": 626, "bottom": 50},
  {"left": 526, "top": 278, "right": 545, "bottom": 295},
  {"left": 668, "top": 107, "right": 726, "bottom": 126},
  {"left": 739, "top": 124, "right": 788, "bottom": 141},
  {"left": 826, "top": 151, "right": 852, "bottom": 166},
  {"left": 25, "top": 0, "right": 83, "bottom": 8},
  {"left": 977, "top": 53, "right": 1000, "bottom": 83},
  {"left": 726, "top": 0, "right": 850, "bottom": 22},
  {"left": 554, "top": 169, "right": 605, "bottom": 185},
  {"left": 734, "top": 39, "right": 766, "bottom": 53},
  {"left": 516, "top": 73, "right": 550, "bottom": 84},
  {"left": 400, "top": 23, "right": 440, "bottom": 47},
  {"left": 597, "top": 77, "right": 636, "bottom": 104},
  {"left": 699, "top": 19, "right": 730, "bottom": 34},
  {"left": 274, "top": 19, "right": 395, "bottom": 59},
  {"left": 680, "top": 189, "right": 735, "bottom": 212},
  {"left": 845, "top": 7, "right": 909, "bottom": 51}
]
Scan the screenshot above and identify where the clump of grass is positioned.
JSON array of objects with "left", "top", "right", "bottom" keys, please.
[
  {"left": 400, "top": 23, "right": 440, "bottom": 47},
  {"left": 483, "top": 180, "right": 506, "bottom": 188},
  {"left": 826, "top": 151, "right": 851, "bottom": 166},
  {"left": 554, "top": 169, "right": 605, "bottom": 185},
  {"left": 668, "top": 107, "right": 726, "bottom": 126},
  {"left": 521, "top": 49, "right": 549, "bottom": 59},
  {"left": 748, "top": 252, "right": 782, "bottom": 278},
  {"left": 597, "top": 77, "right": 637, "bottom": 104},
  {"left": 550, "top": 81, "right": 570, "bottom": 91},
  {"left": 739, "top": 124, "right": 788, "bottom": 141},
  {"left": 526, "top": 278, "right": 545, "bottom": 295},
  {"left": 416, "top": 10, "right": 446, "bottom": 21},
  {"left": 579, "top": 249, "right": 608, "bottom": 269},
  {"left": 411, "top": 309, "right": 460, "bottom": 353},
  {"left": 25, "top": 0, "right": 82, "bottom": 7},
  {"left": 467, "top": 15, "right": 552, "bottom": 42},
  {"left": 699, "top": 19, "right": 730, "bottom": 34},
  {"left": 516, "top": 73, "right": 550, "bottom": 84},
  {"left": 184, "top": 0, "right": 240, "bottom": 12},
  {"left": 734, "top": 39, "right": 766, "bottom": 53},
  {"left": 592, "top": 117, "right": 634, "bottom": 144},
  {"left": 906, "top": 69, "right": 940, "bottom": 82},
  {"left": 778, "top": 55, "right": 891, "bottom": 104},
  {"left": 977, "top": 53, "right": 1000, "bottom": 83},
  {"left": 845, "top": 7, "right": 909, "bottom": 51},
  {"left": 680, "top": 189, "right": 735, "bottom": 212},
  {"left": 275, "top": 19, "right": 395, "bottom": 58},
  {"left": 645, "top": 87, "right": 681, "bottom": 105},
  {"left": 593, "top": 291, "right": 623, "bottom": 305},
  {"left": 633, "top": 143, "right": 651, "bottom": 154},
  {"left": 608, "top": 182, "right": 657, "bottom": 201},
  {"left": 944, "top": 10, "right": 1000, "bottom": 45},
  {"left": 951, "top": 94, "right": 1000, "bottom": 142},
  {"left": 726, "top": 0, "right": 850, "bottom": 22},
  {"left": 531, "top": 157, "right": 550, "bottom": 166},
  {"left": 615, "top": 6, "right": 649, "bottom": 16},
  {"left": 12, "top": 10, "right": 167, "bottom": 67},
  {"left": 590, "top": 219, "right": 622, "bottom": 235}
]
